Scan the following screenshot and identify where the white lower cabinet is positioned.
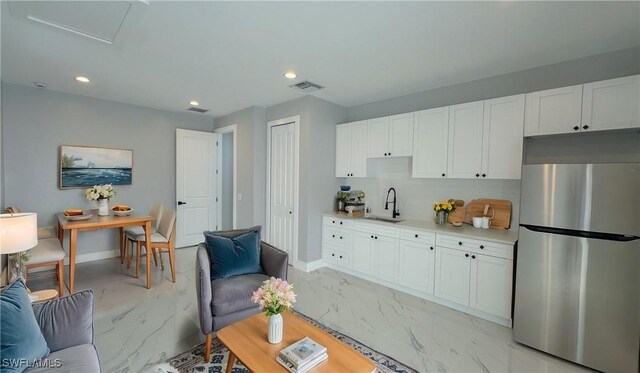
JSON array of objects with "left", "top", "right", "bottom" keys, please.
[
  {"left": 469, "top": 253, "right": 513, "bottom": 319},
  {"left": 399, "top": 240, "right": 435, "bottom": 294},
  {"left": 434, "top": 247, "right": 471, "bottom": 305},
  {"left": 322, "top": 220, "right": 514, "bottom": 326},
  {"left": 374, "top": 236, "right": 400, "bottom": 283},
  {"left": 352, "top": 231, "right": 374, "bottom": 276}
]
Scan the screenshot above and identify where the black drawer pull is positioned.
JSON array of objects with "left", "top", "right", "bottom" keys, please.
[
  {"left": 465, "top": 253, "right": 469, "bottom": 257},
  {"left": 458, "top": 241, "right": 462, "bottom": 246},
  {"left": 339, "top": 236, "right": 343, "bottom": 239},
  {"left": 339, "top": 255, "right": 343, "bottom": 259},
  {"left": 480, "top": 245, "right": 484, "bottom": 249},
  {"left": 375, "top": 236, "right": 378, "bottom": 239},
  {"left": 414, "top": 234, "right": 418, "bottom": 238},
  {"left": 471, "top": 255, "right": 476, "bottom": 259},
  {"left": 583, "top": 125, "right": 589, "bottom": 130},
  {"left": 441, "top": 173, "right": 445, "bottom": 177},
  {"left": 332, "top": 235, "right": 335, "bottom": 238},
  {"left": 573, "top": 126, "right": 580, "bottom": 131},
  {"left": 475, "top": 173, "right": 480, "bottom": 177},
  {"left": 430, "top": 247, "right": 434, "bottom": 250},
  {"left": 482, "top": 174, "right": 486, "bottom": 178},
  {"left": 339, "top": 222, "right": 343, "bottom": 225},
  {"left": 370, "top": 235, "right": 373, "bottom": 238},
  {"left": 331, "top": 254, "right": 335, "bottom": 257}
]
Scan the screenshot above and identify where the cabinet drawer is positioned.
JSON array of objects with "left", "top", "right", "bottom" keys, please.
[
  {"left": 436, "top": 234, "right": 513, "bottom": 260},
  {"left": 322, "top": 216, "right": 352, "bottom": 228},
  {"left": 323, "top": 227, "right": 352, "bottom": 248},
  {"left": 352, "top": 221, "right": 400, "bottom": 239},
  {"left": 324, "top": 246, "right": 351, "bottom": 268},
  {"left": 400, "top": 228, "right": 435, "bottom": 245}
]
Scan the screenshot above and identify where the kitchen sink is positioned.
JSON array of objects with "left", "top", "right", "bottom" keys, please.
[{"left": 365, "top": 216, "right": 404, "bottom": 224}]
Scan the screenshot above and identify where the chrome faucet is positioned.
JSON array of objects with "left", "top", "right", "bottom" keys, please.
[{"left": 384, "top": 187, "right": 400, "bottom": 218}]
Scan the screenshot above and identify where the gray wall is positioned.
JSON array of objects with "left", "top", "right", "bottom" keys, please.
[
  {"left": 213, "top": 106, "right": 267, "bottom": 229},
  {"left": 347, "top": 47, "right": 640, "bottom": 122},
  {"left": 266, "top": 96, "right": 346, "bottom": 263},
  {"left": 221, "top": 132, "right": 233, "bottom": 230},
  {"left": 2, "top": 83, "right": 213, "bottom": 255}
]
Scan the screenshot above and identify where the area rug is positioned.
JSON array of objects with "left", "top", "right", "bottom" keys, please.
[{"left": 166, "top": 311, "right": 419, "bottom": 373}]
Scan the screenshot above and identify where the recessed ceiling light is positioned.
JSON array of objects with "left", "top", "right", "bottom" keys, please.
[
  {"left": 284, "top": 71, "right": 297, "bottom": 79},
  {"left": 189, "top": 100, "right": 200, "bottom": 106},
  {"left": 75, "top": 76, "right": 90, "bottom": 83}
]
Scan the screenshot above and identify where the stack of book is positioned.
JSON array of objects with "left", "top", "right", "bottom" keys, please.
[{"left": 276, "top": 337, "right": 328, "bottom": 373}]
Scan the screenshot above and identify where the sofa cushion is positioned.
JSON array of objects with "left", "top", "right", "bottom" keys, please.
[
  {"left": 211, "top": 273, "right": 270, "bottom": 316},
  {"left": 23, "top": 344, "right": 100, "bottom": 373},
  {"left": 0, "top": 280, "right": 50, "bottom": 373},
  {"left": 204, "top": 227, "right": 263, "bottom": 280}
]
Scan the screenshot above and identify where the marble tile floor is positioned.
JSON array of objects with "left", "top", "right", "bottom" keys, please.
[{"left": 28, "top": 246, "right": 593, "bottom": 373}]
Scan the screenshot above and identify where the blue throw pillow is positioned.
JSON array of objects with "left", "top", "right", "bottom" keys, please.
[
  {"left": 1, "top": 279, "right": 50, "bottom": 372},
  {"left": 205, "top": 228, "right": 263, "bottom": 280}
]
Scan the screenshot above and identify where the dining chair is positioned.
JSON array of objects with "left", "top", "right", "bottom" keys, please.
[
  {"left": 126, "top": 208, "right": 176, "bottom": 282},
  {"left": 121, "top": 203, "right": 163, "bottom": 266},
  {"left": 5, "top": 207, "right": 65, "bottom": 296}
]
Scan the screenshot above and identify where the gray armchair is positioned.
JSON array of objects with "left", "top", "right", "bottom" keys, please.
[
  {"left": 27, "top": 290, "right": 100, "bottom": 373},
  {"left": 196, "top": 228, "right": 288, "bottom": 362}
]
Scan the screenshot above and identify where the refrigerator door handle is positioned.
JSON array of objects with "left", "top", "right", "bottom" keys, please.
[{"left": 521, "top": 224, "right": 640, "bottom": 242}]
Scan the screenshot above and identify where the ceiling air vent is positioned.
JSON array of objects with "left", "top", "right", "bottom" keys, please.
[
  {"left": 187, "top": 107, "right": 209, "bottom": 113},
  {"left": 290, "top": 80, "right": 324, "bottom": 93}
]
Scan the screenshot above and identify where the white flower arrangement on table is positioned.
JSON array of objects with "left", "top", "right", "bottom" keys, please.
[
  {"left": 84, "top": 184, "right": 116, "bottom": 201},
  {"left": 251, "top": 277, "right": 296, "bottom": 316}
]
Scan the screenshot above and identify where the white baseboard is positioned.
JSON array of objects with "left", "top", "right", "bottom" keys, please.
[{"left": 294, "top": 260, "right": 325, "bottom": 272}]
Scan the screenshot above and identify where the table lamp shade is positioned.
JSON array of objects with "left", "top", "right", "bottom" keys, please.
[{"left": 0, "top": 213, "right": 38, "bottom": 254}]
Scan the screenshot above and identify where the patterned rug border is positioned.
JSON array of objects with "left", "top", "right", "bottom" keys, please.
[{"left": 166, "top": 311, "right": 419, "bottom": 373}]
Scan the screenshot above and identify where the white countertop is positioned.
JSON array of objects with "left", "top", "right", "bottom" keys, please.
[{"left": 323, "top": 212, "right": 518, "bottom": 245}]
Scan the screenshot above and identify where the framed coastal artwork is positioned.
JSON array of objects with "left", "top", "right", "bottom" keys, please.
[{"left": 59, "top": 145, "right": 133, "bottom": 189}]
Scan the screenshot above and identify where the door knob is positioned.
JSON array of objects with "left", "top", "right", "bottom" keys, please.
[{"left": 177, "top": 201, "right": 187, "bottom": 205}]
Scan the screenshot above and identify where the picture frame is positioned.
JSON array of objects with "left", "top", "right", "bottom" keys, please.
[{"left": 59, "top": 145, "right": 133, "bottom": 189}]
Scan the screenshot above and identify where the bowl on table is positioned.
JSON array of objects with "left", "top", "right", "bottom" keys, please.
[{"left": 112, "top": 205, "right": 133, "bottom": 216}]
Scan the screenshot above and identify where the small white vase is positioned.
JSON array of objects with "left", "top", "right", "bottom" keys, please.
[
  {"left": 97, "top": 199, "right": 109, "bottom": 216},
  {"left": 267, "top": 313, "right": 283, "bottom": 344}
]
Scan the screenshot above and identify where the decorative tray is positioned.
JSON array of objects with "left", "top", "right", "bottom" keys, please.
[{"left": 64, "top": 214, "right": 92, "bottom": 221}]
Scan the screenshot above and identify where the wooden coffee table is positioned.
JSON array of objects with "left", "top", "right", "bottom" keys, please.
[{"left": 217, "top": 312, "right": 375, "bottom": 373}]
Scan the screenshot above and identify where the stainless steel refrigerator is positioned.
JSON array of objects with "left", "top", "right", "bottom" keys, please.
[{"left": 514, "top": 163, "right": 640, "bottom": 373}]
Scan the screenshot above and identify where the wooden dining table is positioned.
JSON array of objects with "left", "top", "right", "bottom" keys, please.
[{"left": 56, "top": 209, "right": 153, "bottom": 293}]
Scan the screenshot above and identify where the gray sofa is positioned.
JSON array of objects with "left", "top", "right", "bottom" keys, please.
[
  {"left": 27, "top": 290, "right": 100, "bottom": 373},
  {"left": 196, "top": 230, "right": 288, "bottom": 362}
]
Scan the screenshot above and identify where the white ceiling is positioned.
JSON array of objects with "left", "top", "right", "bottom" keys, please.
[{"left": 2, "top": 1, "right": 639, "bottom": 117}]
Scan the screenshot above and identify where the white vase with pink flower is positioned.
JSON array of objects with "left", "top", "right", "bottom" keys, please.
[{"left": 251, "top": 277, "right": 296, "bottom": 344}]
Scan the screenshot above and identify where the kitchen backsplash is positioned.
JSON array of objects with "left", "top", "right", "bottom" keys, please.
[{"left": 342, "top": 158, "right": 521, "bottom": 229}]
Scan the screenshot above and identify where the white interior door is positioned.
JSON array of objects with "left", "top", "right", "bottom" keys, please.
[
  {"left": 268, "top": 123, "right": 295, "bottom": 257},
  {"left": 176, "top": 129, "right": 218, "bottom": 248}
]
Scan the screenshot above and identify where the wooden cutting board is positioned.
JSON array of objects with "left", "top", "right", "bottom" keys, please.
[{"left": 464, "top": 199, "right": 512, "bottom": 229}]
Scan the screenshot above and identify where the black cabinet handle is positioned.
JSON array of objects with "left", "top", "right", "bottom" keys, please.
[
  {"left": 430, "top": 247, "right": 434, "bottom": 250},
  {"left": 475, "top": 173, "right": 480, "bottom": 177},
  {"left": 331, "top": 254, "right": 335, "bottom": 257},
  {"left": 375, "top": 236, "right": 378, "bottom": 239},
  {"left": 482, "top": 174, "right": 486, "bottom": 178},
  {"left": 177, "top": 201, "right": 187, "bottom": 205},
  {"left": 583, "top": 125, "right": 589, "bottom": 130},
  {"left": 414, "top": 234, "right": 418, "bottom": 238},
  {"left": 480, "top": 245, "right": 484, "bottom": 249},
  {"left": 339, "top": 222, "right": 343, "bottom": 225},
  {"left": 388, "top": 152, "right": 391, "bottom": 156},
  {"left": 458, "top": 241, "right": 462, "bottom": 246},
  {"left": 384, "top": 153, "right": 388, "bottom": 156},
  {"left": 339, "top": 255, "right": 343, "bottom": 259},
  {"left": 332, "top": 235, "right": 335, "bottom": 238},
  {"left": 442, "top": 173, "right": 446, "bottom": 177},
  {"left": 370, "top": 235, "right": 373, "bottom": 238},
  {"left": 471, "top": 255, "right": 476, "bottom": 259},
  {"left": 339, "top": 236, "right": 343, "bottom": 239},
  {"left": 332, "top": 220, "right": 335, "bottom": 224},
  {"left": 573, "top": 126, "right": 580, "bottom": 131},
  {"left": 465, "top": 253, "right": 469, "bottom": 257}
]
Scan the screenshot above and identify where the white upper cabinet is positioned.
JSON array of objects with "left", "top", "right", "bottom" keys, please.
[
  {"left": 481, "top": 94, "right": 525, "bottom": 179},
  {"left": 412, "top": 107, "right": 449, "bottom": 178},
  {"left": 524, "top": 85, "right": 583, "bottom": 136},
  {"left": 335, "top": 124, "right": 350, "bottom": 177},
  {"left": 582, "top": 75, "right": 640, "bottom": 132},
  {"left": 525, "top": 75, "right": 640, "bottom": 136},
  {"left": 366, "top": 117, "right": 389, "bottom": 158},
  {"left": 447, "top": 101, "right": 484, "bottom": 179},
  {"left": 335, "top": 121, "right": 367, "bottom": 178},
  {"left": 367, "top": 114, "right": 413, "bottom": 158},
  {"left": 388, "top": 113, "right": 414, "bottom": 156}
]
